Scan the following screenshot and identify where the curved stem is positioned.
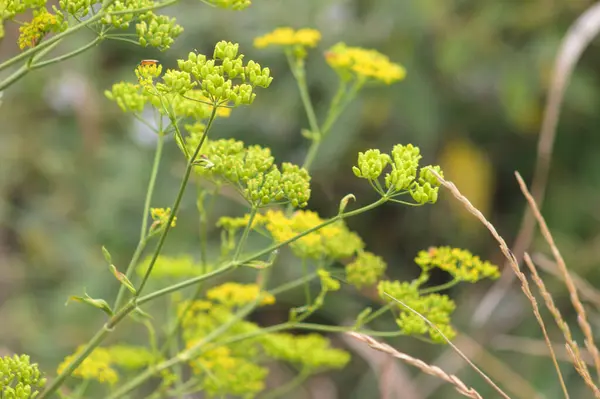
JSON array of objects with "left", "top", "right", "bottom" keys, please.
[
  {"left": 136, "top": 106, "right": 217, "bottom": 296},
  {"left": 0, "top": 40, "right": 61, "bottom": 91},
  {"left": 232, "top": 206, "right": 257, "bottom": 261},
  {"left": 31, "top": 36, "right": 103, "bottom": 70},
  {"left": 260, "top": 368, "right": 310, "bottom": 399},
  {"left": 113, "top": 132, "right": 165, "bottom": 310},
  {"left": 287, "top": 52, "right": 320, "bottom": 137},
  {"left": 419, "top": 278, "right": 460, "bottom": 294}
]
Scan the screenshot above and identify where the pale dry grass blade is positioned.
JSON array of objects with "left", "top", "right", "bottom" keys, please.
[
  {"left": 516, "top": 172, "right": 600, "bottom": 386},
  {"left": 533, "top": 252, "right": 600, "bottom": 311},
  {"left": 382, "top": 293, "right": 511, "bottom": 399},
  {"left": 346, "top": 332, "right": 483, "bottom": 399},
  {"left": 459, "top": 334, "right": 546, "bottom": 399},
  {"left": 492, "top": 335, "right": 594, "bottom": 366},
  {"left": 430, "top": 170, "right": 570, "bottom": 399},
  {"left": 472, "top": 1, "right": 600, "bottom": 328},
  {"left": 341, "top": 327, "right": 420, "bottom": 399}
]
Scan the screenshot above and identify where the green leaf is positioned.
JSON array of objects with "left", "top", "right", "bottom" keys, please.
[
  {"left": 109, "top": 264, "right": 137, "bottom": 294},
  {"left": 66, "top": 292, "right": 113, "bottom": 316},
  {"left": 102, "top": 246, "right": 112, "bottom": 264}
]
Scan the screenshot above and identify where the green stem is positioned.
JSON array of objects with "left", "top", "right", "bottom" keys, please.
[
  {"left": 106, "top": 294, "right": 262, "bottom": 399},
  {"left": 419, "top": 278, "right": 460, "bottom": 294},
  {"left": 113, "top": 132, "right": 165, "bottom": 310},
  {"left": 136, "top": 106, "right": 217, "bottom": 296},
  {"left": 0, "top": 0, "right": 177, "bottom": 73},
  {"left": 260, "top": 368, "right": 310, "bottom": 399},
  {"left": 41, "top": 197, "right": 387, "bottom": 398},
  {"left": 0, "top": 40, "right": 60, "bottom": 91},
  {"left": 232, "top": 206, "right": 258, "bottom": 261},
  {"left": 39, "top": 263, "right": 234, "bottom": 399},
  {"left": 269, "top": 272, "right": 317, "bottom": 296},
  {"left": 361, "top": 303, "right": 392, "bottom": 325},
  {"left": 287, "top": 52, "right": 320, "bottom": 137},
  {"left": 31, "top": 36, "right": 102, "bottom": 70},
  {"left": 301, "top": 258, "right": 312, "bottom": 305}
]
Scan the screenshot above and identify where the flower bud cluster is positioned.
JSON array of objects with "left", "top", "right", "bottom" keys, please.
[
  {"left": 353, "top": 144, "right": 444, "bottom": 205},
  {"left": 1, "top": 355, "right": 46, "bottom": 399},
  {"left": 205, "top": 0, "right": 251, "bottom": 10},
  {"left": 190, "top": 138, "right": 310, "bottom": 208},
  {"left": 136, "top": 12, "right": 183, "bottom": 51},
  {"left": 415, "top": 246, "right": 500, "bottom": 283},
  {"left": 378, "top": 280, "right": 456, "bottom": 343},
  {"left": 346, "top": 251, "right": 387, "bottom": 288},
  {"left": 17, "top": 8, "right": 67, "bottom": 49}
]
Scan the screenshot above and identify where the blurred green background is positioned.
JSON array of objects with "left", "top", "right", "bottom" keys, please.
[{"left": 2, "top": 0, "right": 600, "bottom": 398}]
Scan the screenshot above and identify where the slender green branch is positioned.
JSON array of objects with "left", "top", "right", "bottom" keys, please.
[
  {"left": 419, "top": 278, "right": 460, "bottom": 294},
  {"left": 113, "top": 132, "right": 165, "bottom": 310},
  {"left": 260, "top": 368, "right": 310, "bottom": 399},
  {"left": 269, "top": 272, "right": 318, "bottom": 296},
  {"left": 136, "top": 106, "right": 218, "bottom": 296},
  {"left": 31, "top": 36, "right": 103, "bottom": 69},
  {"left": 232, "top": 206, "right": 258, "bottom": 261},
  {"left": 361, "top": 303, "right": 392, "bottom": 325},
  {"left": 286, "top": 52, "right": 320, "bottom": 137},
  {"left": 0, "top": 40, "right": 60, "bottom": 91},
  {"left": 42, "top": 196, "right": 389, "bottom": 398},
  {"left": 301, "top": 258, "right": 312, "bottom": 305}
]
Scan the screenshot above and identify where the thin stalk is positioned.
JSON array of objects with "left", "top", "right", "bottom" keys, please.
[
  {"left": 301, "top": 258, "right": 312, "bottom": 305},
  {"left": 42, "top": 197, "right": 388, "bottom": 397},
  {"left": 232, "top": 206, "right": 258, "bottom": 261},
  {"left": 39, "top": 262, "right": 234, "bottom": 399},
  {"left": 419, "top": 278, "right": 460, "bottom": 294},
  {"left": 0, "top": 40, "right": 60, "bottom": 91},
  {"left": 30, "top": 36, "right": 102, "bottom": 70},
  {"left": 113, "top": 132, "right": 165, "bottom": 310},
  {"left": 136, "top": 106, "right": 217, "bottom": 296},
  {"left": 260, "top": 368, "right": 310, "bottom": 399},
  {"left": 286, "top": 52, "right": 320, "bottom": 137},
  {"left": 0, "top": 0, "right": 177, "bottom": 73},
  {"left": 361, "top": 303, "right": 393, "bottom": 325}
]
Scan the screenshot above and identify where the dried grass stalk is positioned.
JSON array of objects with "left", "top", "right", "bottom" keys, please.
[{"left": 346, "top": 332, "right": 483, "bottom": 399}]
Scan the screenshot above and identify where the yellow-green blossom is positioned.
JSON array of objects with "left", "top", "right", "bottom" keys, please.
[
  {"left": 1, "top": 354, "right": 46, "bottom": 399},
  {"left": 56, "top": 347, "right": 118, "bottom": 385},
  {"left": 188, "top": 346, "right": 267, "bottom": 398},
  {"left": 378, "top": 280, "right": 456, "bottom": 343},
  {"left": 262, "top": 333, "right": 350, "bottom": 371},
  {"left": 326, "top": 42, "right": 406, "bottom": 84},
  {"left": 346, "top": 251, "right": 387, "bottom": 288},
  {"left": 150, "top": 207, "right": 176, "bottom": 228},
  {"left": 206, "top": 282, "right": 276, "bottom": 308},
  {"left": 254, "top": 27, "right": 321, "bottom": 49},
  {"left": 415, "top": 246, "right": 500, "bottom": 283},
  {"left": 242, "top": 209, "right": 364, "bottom": 260},
  {"left": 18, "top": 8, "right": 66, "bottom": 49},
  {"left": 107, "top": 346, "right": 156, "bottom": 370}
]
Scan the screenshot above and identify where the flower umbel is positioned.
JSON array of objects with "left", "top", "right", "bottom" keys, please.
[
  {"left": 415, "top": 246, "right": 500, "bottom": 283},
  {"left": 326, "top": 42, "right": 406, "bottom": 84},
  {"left": 254, "top": 27, "right": 321, "bottom": 58},
  {"left": 1, "top": 354, "right": 46, "bottom": 399}
]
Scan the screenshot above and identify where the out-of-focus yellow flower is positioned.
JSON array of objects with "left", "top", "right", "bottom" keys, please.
[
  {"left": 207, "top": 282, "right": 275, "bottom": 307},
  {"left": 57, "top": 347, "right": 118, "bottom": 385},
  {"left": 254, "top": 27, "right": 321, "bottom": 49},
  {"left": 325, "top": 42, "right": 406, "bottom": 85}
]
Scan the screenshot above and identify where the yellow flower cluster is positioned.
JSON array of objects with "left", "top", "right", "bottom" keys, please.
[
  {"left": 206, "top": 282, "right": 276, "bottom": 307},
  {"left": 188, "top": 346, "right": 267, "bottom": 397},
  {"left": 262, "top": 333, "right": 350, "bottom": 370},
  {"left": 150, "top": 207, "right": 177, "bottom": 228},
  {"left": 222, "top": 210, "right": 362, "bottom": 261},
  {"left": 254, "top": 27, "right": 321, "bottom": 49},
  {"left": 18, "top": 9, "right": 66, "bottom": 49},
  {"left": 325, "top": 42, "right": 406, "bottom": 84},
  {"left": 56, "top": 347, "right": 118, "bottom": 385},
  {"left": 415, "top": 246, "right": 500, "bottom": 283}
]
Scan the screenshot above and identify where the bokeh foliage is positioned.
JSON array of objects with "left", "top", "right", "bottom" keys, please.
[{"left": 2, "top": 1, "right": 600, "bottom": 398}]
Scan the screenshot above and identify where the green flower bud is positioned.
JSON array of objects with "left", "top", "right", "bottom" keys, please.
[
  {"left": 352, "top": 149, "right": 390, "bottom": 180},
  {"left": 160, "top": 69, "right": 195, "bottom": 94},
  {"left": 280, "top": 163, "right": 311, "bottom": 208},
  {"left": 410, "top": 182, "right": 438, "bottom": 204},
  {"left": 418, "top": 165, "right": 443, "bottom": 187},
  {"left": 105, "top": 82, "right": 146, "bottom": 113},
  {"left": 346, "top": 251, "right": 387, "bottom": 288},
  {"left": 213, "top": 40, "right": 239, "bottom": 60},
  {"left": 136, "top": 12, "right": 183, "bottom": 51}
]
